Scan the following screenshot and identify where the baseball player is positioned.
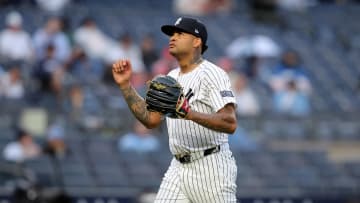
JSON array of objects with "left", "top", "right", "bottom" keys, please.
[{"left": 112, "top": 17, "right": 237, "bottom": 202}]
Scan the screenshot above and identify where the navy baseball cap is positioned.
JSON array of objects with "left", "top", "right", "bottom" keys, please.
[{"left": 161, "top": 17, "right": 208, "bottom": 54}]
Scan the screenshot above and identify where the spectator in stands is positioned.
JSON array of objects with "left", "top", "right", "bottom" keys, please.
[
  {"left": 0, "top": 64, "right": 25, "bottom": 99},
  {"left": 105, "top": 33, "right": 145, "bottom": 73},
  {"left": 74, "top": 17, "right": 115, "bottom": 61},
  {"left": 63, "top": 84, "right": 102, "bottom": 124},
  {"left": 206, "top": 0, "right": 233, "bottom": 14},
  {"left": 118, "top": 120, "right": 160, "bottom": 153},
  {"left": 243, "top": 55, "right": 260, "bottom": 79},
  {"left": 140, "top": 34, "right": 159, "bottom": 73},
  {"left": 138, "top": 190, "right": 157, "bottom": 203},
  {"left": 248, "top": 0, "right": 284, "bottom": 25},
  {"left": 216, "top": 57, "right": 260, "bottom": 116},
  {"left": 35, "top": 0, "right": 70, "bottom": 14},
  {"left": 216, "top": 56, "right": 234, "bottom": 73},
  {"left": 64, "top": 83, "right": 100, "bottom": 109},
  {"left": 225, "top": 35, "right": 279, "bottom": 80},
  {"left": 273, "top": 80, "right": 311, "bottom": 116},
  {"left": 0, "top": 11, "right": 33, "bottom": 63},
  {"left": 232, "top": 73, "right": 260, "bottom": 116},
  {"left": 43, "top": 119, "right": 67, "bottom": 158},
  {"left": 62, "top": 84, "right": 85, "bottom": 121},
  {"left": 174, "top": 0, "right": 233, "bottom": 16},
  {"left": 277, "top": 0, "right": 313, "bottom": 12},
  {"left": 59, "top": 16, "right": 73, "bottom": 44},
  {"left": 33, "top": 17, "right": 71, "bottom": 63},
  {"left": 3, "top": 129, "right": 41, "bottom": 163},
  {"left": 66, "top": 47, "right": 104, "bottom": 85},
  {"left": 33, "top": 44, "right": 65, "bottom": 95},
  {"left": 269, "top": 50, "right": 312, "bottom": 94}
]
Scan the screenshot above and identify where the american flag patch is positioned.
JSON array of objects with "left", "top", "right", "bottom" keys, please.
[{"left": 220, "top": 90, "right": 234, "bottom": 97}]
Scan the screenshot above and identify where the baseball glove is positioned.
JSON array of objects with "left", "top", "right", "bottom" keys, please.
[{"left": 145, "top": 75, "right": 194, "bottom": 118}]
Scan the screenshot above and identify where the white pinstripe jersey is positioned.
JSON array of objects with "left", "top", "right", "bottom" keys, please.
[{"left": 166, "top": 59, "right": 236, "bottom": 155}]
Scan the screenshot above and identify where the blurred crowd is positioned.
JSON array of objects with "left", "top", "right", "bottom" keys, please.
[
  {"left": 0, "top": 10, "right": 314, "bottom": 113},
  {"left": 5, "top": 0, "right": 360, "bottom": 167},
  {"left": 0, "top": 1, "right": 359, "bottom": 203},
  {"left": 0, "top": 0, "right": 318, "bottom": 163}
]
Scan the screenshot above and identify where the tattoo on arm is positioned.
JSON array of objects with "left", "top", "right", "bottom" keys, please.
[{"left": 121, "top": 85, "right": 151, "bottom": 124}]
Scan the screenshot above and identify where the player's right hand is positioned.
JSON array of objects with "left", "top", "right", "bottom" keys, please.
[{"left": 112, "top": 59, "right": 132, "bottom": 88}]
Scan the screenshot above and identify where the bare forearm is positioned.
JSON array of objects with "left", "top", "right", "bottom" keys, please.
[
  {"left": 186, "top": 110, "right": 237, "bottom": 134},
  {"left": 119, "top": 84, "right": 158, "bottom": 128}
]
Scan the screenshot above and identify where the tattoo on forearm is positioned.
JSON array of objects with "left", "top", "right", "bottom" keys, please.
[{"left": 121, "top": 85, "right": 150, "bottom": 124}]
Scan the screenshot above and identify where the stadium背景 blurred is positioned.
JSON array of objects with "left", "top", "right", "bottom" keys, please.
[{"left": 0, "top": 0, "right": 360, "bottom": 203}]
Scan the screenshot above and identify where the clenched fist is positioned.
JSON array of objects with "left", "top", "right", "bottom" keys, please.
[{"left": 112, "top": 59, "right": 133, "bottom": 88}]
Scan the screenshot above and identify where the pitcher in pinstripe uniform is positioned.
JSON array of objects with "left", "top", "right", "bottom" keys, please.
[{"left": 112, "top": 17, "right": 237, "bottom": 202}]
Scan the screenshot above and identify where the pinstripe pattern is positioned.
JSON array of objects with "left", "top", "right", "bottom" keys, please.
[
  {"left": 155, "top": 146, "right": 237, "bottom": 202},
  {"left": 155, "top": 159, "right": 190, "bottom": 203},
  {"left": 155, "top": 60, "right": 237, "bottom": 202},
  {"left": 167, "top": 60, "right": 235, "bottom": 154}
]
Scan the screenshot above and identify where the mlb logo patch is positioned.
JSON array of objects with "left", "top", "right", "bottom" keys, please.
[{"left": 220, "top": 90, "right": 234, "bottom": 97}]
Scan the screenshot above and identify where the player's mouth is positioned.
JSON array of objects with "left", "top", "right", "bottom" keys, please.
[{"left": 169, "top": 43, "right": 175, "bottom": 48}]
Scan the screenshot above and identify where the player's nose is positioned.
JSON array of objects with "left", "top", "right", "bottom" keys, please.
[{"left": 170, "top": 33, "right": 179, "bottom": 40}]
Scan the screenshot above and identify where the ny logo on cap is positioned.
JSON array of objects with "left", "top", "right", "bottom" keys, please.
[
  {"left": 175, "top": 17, "right": 182, "bottom": 25},
  {"left": 195, "top": 29, "right": 199, "bottom": 34}
]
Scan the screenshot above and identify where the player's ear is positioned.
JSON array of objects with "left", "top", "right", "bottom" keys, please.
[{"left": 193, "top": 37, "right": 202, "bottom": 49}]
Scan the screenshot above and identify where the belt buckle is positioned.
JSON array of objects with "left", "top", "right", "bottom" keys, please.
[
  {"left": 175, "top": 154, "right": 191, "bottom": 164},
  {"left": 180, "top": 155, "right": 191, "bottom": 163}
]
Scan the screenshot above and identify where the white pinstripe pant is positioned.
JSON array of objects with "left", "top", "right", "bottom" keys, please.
[{"left": 155, "top": 148, "right": 237, "bottom": 203}]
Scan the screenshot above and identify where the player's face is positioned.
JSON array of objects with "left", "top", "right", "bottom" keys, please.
[{"left": 168, "top": 31, "right": 197, "bottom": 56}]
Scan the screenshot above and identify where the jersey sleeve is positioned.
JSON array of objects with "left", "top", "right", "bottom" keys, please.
[
  {"left": 199, "top": 69, "right": 236, "bottom": 112},
  {"left": 167, "top": 68, "right": 179, "bottom": 78}
]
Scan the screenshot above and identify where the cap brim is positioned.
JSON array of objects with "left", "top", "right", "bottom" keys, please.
[{"left": 161, "top": 25, "right": 187, "bottom": 36}]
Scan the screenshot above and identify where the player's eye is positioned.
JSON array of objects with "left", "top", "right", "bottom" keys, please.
[{"left": 174, "top": 31, "right": 183, "bottom": 35}]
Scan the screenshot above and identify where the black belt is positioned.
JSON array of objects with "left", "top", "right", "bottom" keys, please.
[{"left": 174, "top": 145, "right": 221, "bottom": 164}]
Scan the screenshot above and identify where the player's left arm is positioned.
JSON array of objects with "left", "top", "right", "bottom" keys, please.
[
  {"left": 185, "top": 103, "right": 237, "bottom": 134},
  {"left": 182, "top": 68, "right": 237, "bottom": 134}
]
